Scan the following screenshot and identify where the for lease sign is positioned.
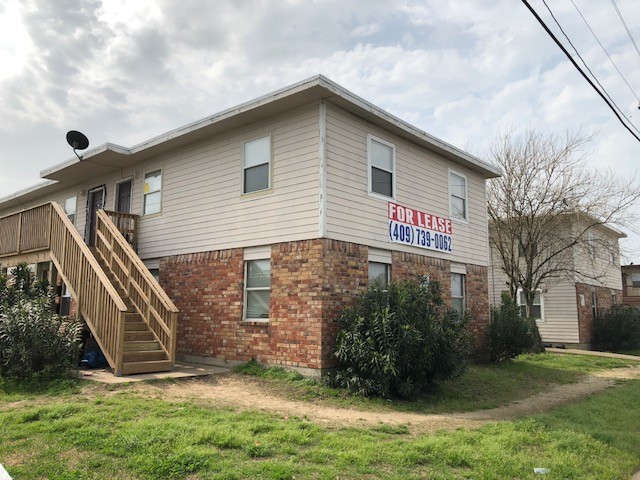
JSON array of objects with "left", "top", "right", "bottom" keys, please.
[{"left": 388, "top": 202, "right": 453, "bottom": 254}]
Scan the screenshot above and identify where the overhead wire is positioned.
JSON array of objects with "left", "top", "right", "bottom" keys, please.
[
  {"left": 570, "top": 0, "right": 640, "bottom": 104},
  {"left": 540, "top": 0, "right": 640, "bottom": 137},
  {"left": 609, "top": 0, "right": 640, "bottom": 61},
  {"left": 520, "top": 0, "right": 640, "bottom": 143}
]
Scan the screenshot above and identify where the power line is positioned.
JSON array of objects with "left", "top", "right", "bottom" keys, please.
[
  {"left": 570, "top": 0, "right": 640, "bottom": 103},
  {"left": 520, "top": 0, "right": 640, "bottom": 143},
  {"left": 610, "top": 0, "right": 640, "bottom": 61},
  {"left": 540, "top": 0, "right": 640, "bottom": 137}
]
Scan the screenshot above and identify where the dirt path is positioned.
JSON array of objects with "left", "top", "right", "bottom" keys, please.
[{"left": 135, "top": 363, "right": 640, "bottom": 434}]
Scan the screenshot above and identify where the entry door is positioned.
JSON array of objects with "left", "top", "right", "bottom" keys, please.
[
  {"left": 86, "top": 187, "right": 105, "bottom": 246},
  {"left": 116, "top": 180, "right": 132, "bottom": 213}
]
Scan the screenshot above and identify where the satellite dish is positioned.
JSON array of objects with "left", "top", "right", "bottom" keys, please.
[{"left": 66, "top": 130, "right": 89, "bottom": 160}]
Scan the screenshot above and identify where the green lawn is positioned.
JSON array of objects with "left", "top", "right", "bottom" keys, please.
[
  {"left": 233, "top": 352, "right": 634, "bottom": 414},
  {"left": 1, "top": 354, "right": 639, "bottom": 479}
]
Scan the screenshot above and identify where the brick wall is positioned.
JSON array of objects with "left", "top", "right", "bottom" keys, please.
[
  {"left": 466, "top": 264, "right": 490, "bottom": 352},
  {"left": 319, "top": 240, "right": 368, "bottom": 367},
  {"left": 575, "top": 282, "right": 622, "bottom": 344},
  {"left": 160, "top": 239, "right": 491, "bottom": 370}
]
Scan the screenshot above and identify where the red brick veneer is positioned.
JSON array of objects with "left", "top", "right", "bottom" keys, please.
[{"left": 160, "top": 240, "right": 490, "bottom": 370}]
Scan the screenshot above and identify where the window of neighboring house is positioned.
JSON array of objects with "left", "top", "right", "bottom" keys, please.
[
  {"left": 517, "top": 289, "right": 543, "bottom": 320},
  {"left": 143, "top": 170, "right": 162, "bottom": 215},
  {"left": 449, "top": 171, "right": 467, "bottom": 221},
  {"left": 244, "top": 259, "right": 270, "bottom": 320},
  {"left": 586, "top": 232, "right": 597, "bottom": 260},
  {"left": 368, "top": 135, "right": 395, "bottom": 198},
  {"left": 451, "top": 273, "right": 465, "bottom": 315},
  {"left": 64, "top": 196, "right": 76, "bottom": 224},
  {"left": 591, "top": 291, "right": 598, "bottom": 319},
  {"left": 368, "top": 262, "right": 391, "bottom": 288},
  {"left": 243, "top": 136, "right": 271, "bottom": 194},
  {"left": 612, "top": 294, "right": 617, "bottom": 305},
  {"left": 632, "top": 273, "right": 640, "bottom": 288}
]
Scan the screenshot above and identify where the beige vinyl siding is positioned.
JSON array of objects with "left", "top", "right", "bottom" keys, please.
[
  {"left": 0, "top": 103, "right": 321, "bottom": 259},
  {"left": 538, "top": 280, "right": 580, "bottom": 344},
  {"left": 488, "top": 262, "right": 580, "bottom": 343},
  {"left": 135, "top": 104, "right": 320, "bottom": 258},
  {"left": 571, "top": 223, "right": 623, "bottom": 290},
  {"left": 324, "top": 103, "right": 489, "bottom": 266}
]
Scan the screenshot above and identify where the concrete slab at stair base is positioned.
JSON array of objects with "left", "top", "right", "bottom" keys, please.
[{"left": 80, "top": 362, "right": 229, "bottom": 383}]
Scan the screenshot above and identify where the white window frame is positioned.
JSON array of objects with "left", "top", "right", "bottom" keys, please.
[
  {"left": 448, "top": 169, "right": 468, "bottom": 223},
  {"left": 367, "top": 134, "right": 396, "bottom": 200},
  {"left": 64, "top": 195, "right": 77, "bottom": 225},
  {"left": 244, "top": 258, "right": 271, "bottom": 322},
  {"left": 368, "top": 261, "right": 391, "bottom": 288},
  {"left": 143, "top": 169, "right": 162, "bottom": 216},
  {"left": 516, "top": 288, "right": 545, "bottom": 322},
  {"left": 451, "top": 273, "right": 466, "bottom": 315},
  {"left": 242, "top": 135, "right": 272, "bottom": 195}
]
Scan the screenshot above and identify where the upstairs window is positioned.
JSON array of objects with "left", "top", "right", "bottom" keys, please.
[
  {"left": 144, "top": 170, "right": 162, "bottom": 215},
  {"left": 368, "top": 262, "right": 391, "bottom": 288},
  {"left": 632, "top": 273, "right": 640, "bottom": 288},
  {"left": 449, "top": 171, "right": 467, "bottom": 221},
  {"left": 244, "top": 259, "right": 270, "bottom": 320},
  {"left": 243, "top": 136, "right": 271, "bottom": 194},
  {"left": 64, "top": 196, "right": 76, "bottom": 224},
  {"left": 368, "top": 135, "right": 395, "bottom": 198}
]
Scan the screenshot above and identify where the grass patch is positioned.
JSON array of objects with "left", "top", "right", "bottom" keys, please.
[
  {"left": 0, "top": 374, "right": 82, "bottom": 401},
  {"left": 233, "top": 353, "right": 633, "bottom": 414},
  {"left": 1, "top": 376, "right": 639, "bottom": 479}
]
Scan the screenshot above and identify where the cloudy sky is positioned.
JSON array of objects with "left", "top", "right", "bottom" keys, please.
[{"left": 1, "top": 0, "right": 639, "bottom": 256}]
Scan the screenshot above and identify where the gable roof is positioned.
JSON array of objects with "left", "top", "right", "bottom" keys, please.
[{"left": 0, "top": 75, "right": 501, "bottom": 210}]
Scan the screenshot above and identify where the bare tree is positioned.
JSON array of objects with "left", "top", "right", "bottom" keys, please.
[{"left": 487, "top": 128, "right": 640, "bottom": 316}]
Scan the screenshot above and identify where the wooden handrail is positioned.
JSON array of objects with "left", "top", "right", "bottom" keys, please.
[
  {"left": 103, "top": 210, "right": 138, "bottom": 251},
  {"left": 0, "top": 203, "right": 128, "bottom": 374},
  {"left": 95, "top": 209, "right": 178, "bottom": 363}
]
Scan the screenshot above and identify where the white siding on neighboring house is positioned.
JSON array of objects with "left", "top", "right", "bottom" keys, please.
[
  {"left": 488, "top": 262, "right": 580, "bottom": 343},
  {"left": 571, "top": 223, "right": 623, "bottom": 290},
  {"left": 0, "top": 103, "right": 322, "bottom": 260},
  {"left": 324, "top": 103, "right": 490, "bottom": 266}
]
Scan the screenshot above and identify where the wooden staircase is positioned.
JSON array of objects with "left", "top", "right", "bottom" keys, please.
[
  {"left": 0, "top": 202, "right": 178, "bottom": 376},
  {"left": 93, "top": 249, "right": 172, "bottom": 375}
]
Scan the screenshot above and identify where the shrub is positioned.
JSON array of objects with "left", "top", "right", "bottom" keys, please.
[
  {"left": 330, "top": 278, "right": 471, "bottom": 399},
  {"left": 489, "top": 293, "right": 544, "bottom": 363},
  {"left": 0, "top": 263, "right": 82, "bottom": 378},
  {"left": 593, "top": 305, "right": 640, "bottom": 352},
  {"left": 0, "top": 296, "right": 83, "bottom": 378}
]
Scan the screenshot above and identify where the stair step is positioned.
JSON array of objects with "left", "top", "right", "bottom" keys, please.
[
  {"left": 125, "top": 322, "right": 149, "bottom": 332},
  {"left": 123, "top": 350, "right": 167, "bottom": 363},
  {"left": 124, "top": 331, "right": 155, "bottom": 341},
  {"left": 123, "top": 341, "right": 161, "bottom": 352},
  {"left": 121, "top": 360, "right": 173, "bottom": 375}
]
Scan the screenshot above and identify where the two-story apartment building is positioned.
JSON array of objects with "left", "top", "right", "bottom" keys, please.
[
  {"left": 488, "top": 221, "right": 624, "bottom": 349},
  {"left": 0, "top": 75, "right": 501, "bottom": 375}
]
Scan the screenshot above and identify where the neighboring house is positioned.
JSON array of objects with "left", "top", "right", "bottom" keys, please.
[
  {"left": 488, "top": 222, "right": 624, "bottom": 349},
  {"left": 0, "top": 75, "right": 500, "bottom": 376},
  {"left": 621, "top": 264, "right": 640, "bottom": 307}
]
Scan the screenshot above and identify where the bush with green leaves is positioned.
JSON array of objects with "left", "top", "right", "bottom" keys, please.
[
  {"left": 0, "top": 263, "right": 82, "bottom": 378},
  {"left": 330, "top": 277, "right": 471, "bottom": 399},
  {"left": 593, "top": 305, "right": 640, "bottom": 352},
  {"left": 488, "top": 293, "right": 544, "bottom": 363}
]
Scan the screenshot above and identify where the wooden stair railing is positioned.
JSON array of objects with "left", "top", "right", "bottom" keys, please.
[
  {"left": 103, "top": 210, "right": 138, "bottom": 251},
  {"left": 94, "top": 209, "right": 178, "bottom": 365},
  {"left": 0, "top": 203, "right": 129, "bottom": 374}
]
